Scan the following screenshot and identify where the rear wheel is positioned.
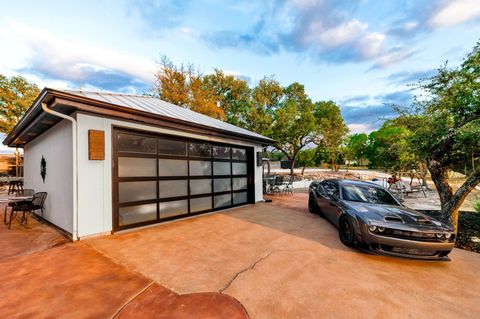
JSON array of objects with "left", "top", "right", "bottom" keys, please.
[
  {"left": 308, "top": 193, "right": 321, "bottom": 215},
  {"left": 339, "top": 216, "right": 355, "bottom": 247}
]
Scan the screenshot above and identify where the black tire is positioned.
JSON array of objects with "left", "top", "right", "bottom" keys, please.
[
  {"left": 308, "top": 193, "right": 321, "bottom": 215},
  {"left": 339, "top": 216, "right": 355, "bottom": 247}
]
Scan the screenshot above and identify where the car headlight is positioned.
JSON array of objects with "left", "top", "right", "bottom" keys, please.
[
  {"left": 378, "top": 227, "right": 385, "bottom": 232},
  {"left": 444, "top": 233, "right": 452, "bottom": 239},
  {"left": 436, "top": 233, "right": 443, "bottom": 238},
  {"left": 369, "top": 225, "right": 377, "bottom": 232}
]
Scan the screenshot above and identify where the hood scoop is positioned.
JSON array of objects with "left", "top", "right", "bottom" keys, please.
[
  {"left": 415, "top": 217, "right": 432, "bottom": 225},
  {"left": 384, "top": 216, "right": 403, "bottom": 223}
]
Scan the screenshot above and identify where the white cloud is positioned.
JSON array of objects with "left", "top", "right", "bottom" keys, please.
[
  {"left": 0, "top": 19, "right": 156, "bottom": 89},
  {"left": 372, "top": 48, "right": 416, "bottom": 69},
  {"left": 347, "top": 123, "right": 375, "bottom": 134},
  {"left": 307, "top": 19, "right": 385, "bottom": 58},
  {"left": 430, "top": 0, "right": 480, "bottom": 28}
]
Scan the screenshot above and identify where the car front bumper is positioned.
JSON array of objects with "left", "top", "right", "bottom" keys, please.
[{"left": 359, "top": 224, "right": 454, "bottom": 260}]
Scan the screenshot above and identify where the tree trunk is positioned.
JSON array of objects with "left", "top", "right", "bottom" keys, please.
[
  {"left": 428, "top": 160, "right": 480, "bottom": 232},
  {"left": 418, "top": 160, "right": 430, "bottom": 190},
  {"left": 301, "top": 165, "right": 306, "bottom": 175},
  {"left": 290, "top": 158, "right": 296, "bottom": 176}
]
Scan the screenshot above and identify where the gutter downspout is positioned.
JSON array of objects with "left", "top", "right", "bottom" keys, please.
[{"left": 41, "top": 103, "right": 78, "bottom": 241}]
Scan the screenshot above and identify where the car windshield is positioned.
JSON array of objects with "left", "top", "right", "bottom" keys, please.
[{"left": 341, "top": 184, "right": 399, "bottom": 205}]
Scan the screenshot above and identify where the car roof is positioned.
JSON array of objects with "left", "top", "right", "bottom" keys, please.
[{"left": 322, "top": 178, "right": 382, "bottom": 188}]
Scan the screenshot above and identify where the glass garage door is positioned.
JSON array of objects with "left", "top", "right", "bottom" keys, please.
[{"left": 113, "top": 128, "right": 253, "bottom": 231}]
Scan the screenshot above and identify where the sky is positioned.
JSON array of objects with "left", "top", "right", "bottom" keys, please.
[{"left": 1, "top": 0, "right": 480, "bottom": 149}]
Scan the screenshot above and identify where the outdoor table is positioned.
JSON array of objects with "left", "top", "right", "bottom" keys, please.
[{"left": 1, "top": 196, "right": 33, "bottom": 226}]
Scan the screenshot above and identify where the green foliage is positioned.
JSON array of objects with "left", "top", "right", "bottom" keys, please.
[
  {"left": 365, "top": 121, "right": 415, "bottom": 172},
  {"left": 296, "top": 147, "right": 322, "bottom": 168},
  {"left": 0, "top": 74, "right": 40, "bottom": 134},
  {"left": 314, "top": 101, "right": 349, "bottom": 169},
  {"left": 202, "top": 69, "right": 252, "bottom": 127},
  {"left": 345, "top": 133, "right": 368, "bottom": 165},
  {"left": 474, "top": 201, "right": 480, "bottom": 214}
]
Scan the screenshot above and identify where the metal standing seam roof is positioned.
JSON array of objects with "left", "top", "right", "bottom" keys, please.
[{"left": 63, "top": 89, "right": 272, "bottom": 142}]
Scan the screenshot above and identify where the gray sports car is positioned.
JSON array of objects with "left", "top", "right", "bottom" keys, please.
[{"left": 308, "top": 179, "right": 455, "bottom": 260}]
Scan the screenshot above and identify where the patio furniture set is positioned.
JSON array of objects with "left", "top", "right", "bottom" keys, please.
[
  {"left": 1, "top": 182, "right": 47, "bottom": 229},
  {"left": 263, "top": 175, "right": 294, "bottom": 195}
]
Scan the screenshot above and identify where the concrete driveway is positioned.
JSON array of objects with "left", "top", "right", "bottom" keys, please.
[{"left": 87, "top": 193, "right": 480, "bottom": 319}]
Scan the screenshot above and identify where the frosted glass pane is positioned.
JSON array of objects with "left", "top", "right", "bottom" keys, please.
[
  {"left": 212, "top": 146, "right": 230, "bottom": 159},
  {"left": 214, "top": 194, "right": 232, "bottom": 208},
  {"left": 190, "top": 196, "right": 212, "bottom": 213},
  {"left": 119, "top": 181, "right": 156, "bottom": 203},
  {"left": 233, "top": 177, "right": 248, "bottom": 190},
  {"left": 117, "top": 133, "right": 156, "bottom": 154},
  {"left": 189, "top": 142, "right": 211, "bottom": 157},
  {"left": 189, "top": 161, "right": 211, "bottom": 176},
  {"left": 158, "top": 159, "right": 188, "bottom": 176},
  {"left": 233, "top": 192, "right": 248, "bottom": 205},
  {"left": 190, "top": 179, "right": 212, "bottom": 195},
  {"left": 232, "top": 162, "right": 247, "bottom": 175},
  {"left": 119, "top": 203, "right": 156, "bottom": 226},
  {"left": 159, "top": 180, "right": 188, "bottom": 198},
  {"left": 158, "top": 139, "right": 186, "bottom": 155},
  {"left": 160, "top": 200, "right": 188, "bottom": 218},
  {"left": 232, "top": 148, "right": 246, "bottom": 160},
  {"left": 214, "top": 178, "right": 231, "bottom": 192},
  {"left": 213, "top": 162, "right": 231, "bottom": 175},
  {"left": 118, "top": 157, "right": 156, "bottom": 177}
]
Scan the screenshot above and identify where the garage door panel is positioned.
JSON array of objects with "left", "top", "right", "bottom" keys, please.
[
  {"left": 159, "top": 180, "right": 188, "bottom": 198},
  {"left": 214, "top": 194, "right": 232, "bottom": 208},
  {"left": 232, "top": 162, "right": 247, "bottom": 175},
  {"left": 213, "top": 161, "right": 231, "bottom": 175},
  {"left": 117, "top": 133, "right": 156, "bottom": 154},
  {"left": 212, "top": 146, "right": 230, "bottom": 158},
  {"left": 190, "top": 196, "right": 212, "bottom": 213},
  {"left": 160, "top": 200, "right": 188, "bottom": 218},
  {"left": 118, "top": 157, "right": 156, "bottom": 177},
  {"left": 214, "top": 178, "right": 231, "bottom": 192},
  {"left": 233, "top": 177, "right": 248, "bottom": 190},
  {"left": 233, "top": 191, "right": 248, "bottom": 205},
  {"left": 189, "top": 160, "right": 211, "bottom": 176},
  {"left": 158, "top": 159, "right": 188, "bottom": 176},
  {"left": 119, "top": 181, "right": 156, "bottom": 203},
  {"left": 119, "top": 203, "right": 157, "bottom": 226},
  {"left": 158, "top": 138, "right": 187, "bottom": 155}
]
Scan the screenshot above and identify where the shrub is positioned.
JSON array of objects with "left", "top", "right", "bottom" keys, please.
[{"left": 474, "top": 200, "right": 480, "bottom": 214}]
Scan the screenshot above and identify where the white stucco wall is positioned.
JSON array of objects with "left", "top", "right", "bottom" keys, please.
[
  {"left": 24, "top": 119, "right": 73, "bottom": 233},
  {"left": 76, "top": 113, "right": 264, "bottom": 237}
]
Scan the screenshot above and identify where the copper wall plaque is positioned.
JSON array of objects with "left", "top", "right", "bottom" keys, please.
[{"left": 88, "top": 130, "right": 105, "bottom": 160}]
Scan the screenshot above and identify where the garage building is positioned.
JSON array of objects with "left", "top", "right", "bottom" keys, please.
[{"left": 3, "top": 88, "right": 274, "bottom": 239}]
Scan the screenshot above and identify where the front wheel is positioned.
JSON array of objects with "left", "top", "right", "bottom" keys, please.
[{"left": 339, "top": 216, "right": 355, "bottom": 247}]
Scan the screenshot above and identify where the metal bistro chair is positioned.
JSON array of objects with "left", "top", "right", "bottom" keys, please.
[
  {"left": 3, "top": 189, "right": 35, "bottom": 225},
  {"left": 272, "top": 175, "right": 285, "bottom": 195},
  {"left": 282, "top": 175, "right": 294, "bottom": 195},
  {"left": 30, "top": 192, "right": 48, "bottom": 222}
]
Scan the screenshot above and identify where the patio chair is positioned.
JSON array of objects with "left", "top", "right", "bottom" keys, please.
[
  {"left": 30, "top": 192, "right": 48, "bottom": 221},
  {"left": 272, "top": 175, "right": 284, "bottom": 195},
  {"left": 3, "top": 189, "right": 35, "bottom": 225},
  {"left": 282, "top": 175, "right": 294, "bottom": 195}
]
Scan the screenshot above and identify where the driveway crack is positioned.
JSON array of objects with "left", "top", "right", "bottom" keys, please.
[{"left": 219, "top": 251, "right": 275, "bottom": 293}]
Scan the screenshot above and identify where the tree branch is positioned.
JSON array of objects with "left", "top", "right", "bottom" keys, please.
[{"left": 446, "top": 168, "right": 480, "bottom": 213}]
